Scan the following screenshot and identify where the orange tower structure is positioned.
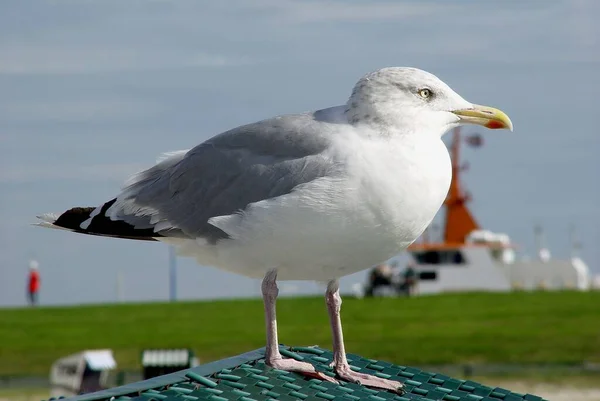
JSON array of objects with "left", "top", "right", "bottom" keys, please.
[{"left": 443, "top": 127, "right": 480, "bottom": 244}]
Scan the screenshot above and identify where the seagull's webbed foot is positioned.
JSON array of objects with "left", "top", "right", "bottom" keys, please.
[
  {"left": 333, "top": 361, "right": 403, "bottom": 393},
  {"left": 326, "top": 280, "right": 404, "bottom": 394},
  {"left": 266, "top": 355, "right": 338, "bottom": 383}
]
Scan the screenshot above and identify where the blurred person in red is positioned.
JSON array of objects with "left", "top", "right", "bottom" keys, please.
[{"left": 27, "top": 260, "right": 40, "bottom": 306}]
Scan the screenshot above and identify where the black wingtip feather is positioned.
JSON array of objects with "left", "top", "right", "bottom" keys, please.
[{"left": 53, "top": 199, "right": 160, "bottom": 242}]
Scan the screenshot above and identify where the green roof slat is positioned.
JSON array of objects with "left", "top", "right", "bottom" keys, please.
[
  {"left": 318, "top": 364, "right": 335, "bottom": 373},
  {"left": 248, "top": 373, "right": 269, "bottom": 381},
  {"left": 279, "top": 348, "right": 305, "bottom": 361},
  {"left": 278, "top": 374, "right": 298, "bottom": 383},
  {"left": 443, "top": 379, "right": 464, "bottom": 390},
  {"left": 140, "top": 391, "right": 167, "bottom": 399},
  {"left": 262, "top": 390, "right": 280, "bottom": 397},
  {"left": 236, "top": 377, "right": 260, "bottom": 388},
  {"left": 239, "top": 365, "right": 263, "bottom": 373},
  {"left": 472, "top": 387, "right": 492, "bottom": 397},
  {"left": 414, "top": 374, "right": 433, "bottom": 383},
  {"left": 215, "top": 373, "right": 241, "bottom": 381},
  {"left": 220, "top": 380, "right": 246, "bottom": 389},
  {"left": 275, "top": 395, "right": 301, "bottom": 401},
  {"left": 418, "top": 383, "right": 439, "bottom": 392},
  {"left": 256, "top": 381, "right": 274, "bottom": 390},
  {"left": 348, "top": 390, "right": 373, "bottom": 399},
  {"left": 412, "top": 388, "right": 428, "bottom": 396},
  {"left": 289, "top": 390, "right": 309, "bottom": 399},
  {"left": 363, "top": 387, "right": 382, "bottom": 395},
  {"left": 347, "top": 361, "right": 369, "bottom": 369},
  {"left": 231, "top": 389, "right": 251, "bottom": 397},
  {"left": 282, "top": 382, "right": 303, "bottom": 391},
  {"left": 523, "top": 395, "right": 543, "bottom": 401},
  {"left": 310, "top": 383, "right": 329, "bottom": 391},
  {"left": 505, "top": 395, "right": 527, "bottom": 401},
  {"left": 373, "top": 372, "right": 392, "bottom": 379},
  {"left": 349, "top": 365, "right": 362, "bottom": 372},
  {"left": 179, "top": 394, "right": 198, "bottom": 401},
  {"left": 366, "top": 364, "right": 385, "bottom": 371},
  {"left": 451, "top": 390, "right": 471, "bottom": 398},
  {"left": 316, "top": 391, "right": 336, "bottom": 400},
  {"left": 168, "top": 386, "right": 193, "bottom": 394},
  {"left": 312, "top": 356, "right": 331, "bottom": 364},
  {"left": 337, "top": 386, "right": 354, "bottom": 394},
  {"left": 380, "top": 367, "right": 400, "bottom": 377},
  {"left": 185, "top": 372, "right": 218, "bottom": 388},
  {"left": 198, "top": 387, "right": 223, "bottom": 395},
  {"left": 290, "top": 346, "right": 326, "bottom": 355},
  {"left": 427, "top": 390, "right": 451, "bottom": 400}
]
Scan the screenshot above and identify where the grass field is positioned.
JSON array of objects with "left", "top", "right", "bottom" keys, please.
[{"left": 0, "top": 291, "right": 599, "bottom": 376}]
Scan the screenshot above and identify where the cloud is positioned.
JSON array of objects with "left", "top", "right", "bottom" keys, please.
[
  {"left": 563, "top": 0, "right": 598, "bottom": 49},
  {"left": 0, "top": 163, "right": 146, "bottom": 183},
  {"left": 0, "top": 43, "right": 253, "bottom": 75},
  {"left": 244, "top": 0, "right": 457, "bottom": 22},
  {"left": 2, "top": 97, "right": 168, "bottom": 123}
]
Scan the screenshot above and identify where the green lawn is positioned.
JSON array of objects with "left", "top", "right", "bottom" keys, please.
[{"left": 0, "top": 291, "right": 599, "bottom": 376}]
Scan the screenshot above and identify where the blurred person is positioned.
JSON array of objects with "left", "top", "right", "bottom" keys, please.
[
  {"left": 27, "top": 260, "right": 40, "bottom": 306},
  {"left": 365, "top": 263, "right": 394, "bottom": 297},
  {"left": 400, "top": 261, "right": 418, "bottom": 296}
]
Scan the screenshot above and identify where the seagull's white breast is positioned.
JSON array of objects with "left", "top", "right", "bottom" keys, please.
[{"left": 348, "top": 134, "right": 452, "bottom": 245}]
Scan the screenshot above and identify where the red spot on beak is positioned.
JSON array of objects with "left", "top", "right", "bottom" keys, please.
[{"left": 486, "top": 120, "right": 505, "bottom": 129}]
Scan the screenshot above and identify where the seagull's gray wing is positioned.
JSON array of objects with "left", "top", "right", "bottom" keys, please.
[{"left": 108, "top": 109, "right": 344, "bottom": 243}]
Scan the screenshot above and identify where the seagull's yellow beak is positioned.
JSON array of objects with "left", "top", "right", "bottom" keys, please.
[{"left": 452, "top": 104, "right": 513, "bottom": 131}]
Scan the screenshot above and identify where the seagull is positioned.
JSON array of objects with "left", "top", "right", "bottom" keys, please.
[{"left": 37, "top": 67, "right": 512, "bottom": 393}]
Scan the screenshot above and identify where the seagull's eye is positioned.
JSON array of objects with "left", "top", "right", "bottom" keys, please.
[{"left": 418, "top": 88, "right": 432, "bottom": 99}]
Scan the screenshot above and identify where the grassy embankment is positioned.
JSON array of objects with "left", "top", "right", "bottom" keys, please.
[{"left": 1, "top": 291, "right": 599, "bottom": 376}]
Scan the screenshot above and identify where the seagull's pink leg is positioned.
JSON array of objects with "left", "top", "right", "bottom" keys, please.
[
  {"left": 326, "top": 280, "right": 404, "bottom": 393},
  {"left": 262, "top": 269, "right": 337, "bottom": 383}
]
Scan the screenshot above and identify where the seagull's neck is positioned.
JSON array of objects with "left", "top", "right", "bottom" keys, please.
[
  {"left": 344, "top": 108, "right": 424, "bottom": 139},
  {"left": 344, "top": 94, "right": 416, "bottom": 137}
]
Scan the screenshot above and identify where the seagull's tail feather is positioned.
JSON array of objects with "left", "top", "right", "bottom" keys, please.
[{"left": 35, "top": 199, "right": 160, "bottom": 242}]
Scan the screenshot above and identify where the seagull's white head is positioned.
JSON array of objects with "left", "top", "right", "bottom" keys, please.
[{"left": 346, "top": 67, "right": 513, "bottom": 136}]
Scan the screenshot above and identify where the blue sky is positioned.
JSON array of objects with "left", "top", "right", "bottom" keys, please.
[{"left": 0, "top": 0, "right": 598, "bottom": 307}]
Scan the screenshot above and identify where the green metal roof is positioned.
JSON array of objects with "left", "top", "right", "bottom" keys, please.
[{"left": 53, "top": 346, "right": 548, "bottom": 401}]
